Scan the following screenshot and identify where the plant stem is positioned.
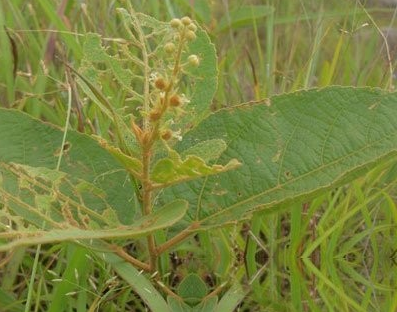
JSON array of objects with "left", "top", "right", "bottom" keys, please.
[
  {"left": 128, "top": 4, "right": 151, "bottom": 132},
  {"left": 126, "top": 4, "right": 159, "bottom": 272},
  {"left": 155, "top": 222, "right": 200, "bottom": 255},
  {"left": 113, "top": 246, "right": 151, "bottom": 272},
  {"left": 156, "top": 280, "right": 181, "bottom": 299},
  {"left": 142, "top": 145, "right": 157, "bottom": 272}
]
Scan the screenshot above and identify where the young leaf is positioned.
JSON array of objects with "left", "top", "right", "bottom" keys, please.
[
  {"left": 177, "top": 273, "right": 208, "bottom": 305},
  {"left": 181, "top": 139, "right": 227, "bottom": 162},
  {"left": 95, "top": 137, "right": 143, "bottom": 178},
  {"left": 116, "top": 9, "right": 218, "bottom": 132},
  {"left": 151, "top": 155, "right": 240, "bottom": 186},
  {"left": 167, "top": 297, "right": 193, "bottom": 312},
  {"left": 215, "top": 282, "right": 247, "bottom": 312},
  {"left": 193, "top": 297, "right": 219, "bottom": 312}
]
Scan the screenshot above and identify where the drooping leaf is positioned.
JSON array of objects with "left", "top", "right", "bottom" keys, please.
[
  {"left": 0, "top": 108, "right": 135, "bottom": 223},
  {"left": 0, "top": 163, "right": 188, "bottom": 251},
  {"left": 159, "top": 87, "right": 397, "bottom": 227}
]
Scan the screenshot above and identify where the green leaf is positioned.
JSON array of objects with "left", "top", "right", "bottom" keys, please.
[
  {"left": 151, "top": 155, "right": 240, "bottom": 185},
  {"left": 0, "top": 108, "right": 135, "bottom": 223},
  {"left": 167, "top": 296, "right": 218, "bottom": 312},
  {"left": 182, "top": 19, "right": 218, "bottom": 130},
  {"left": 177, "top": 273, "right": 208, "bottom": 305},
  {"left": 215, "top": 282, "right": 247, "bottom": 312},
  {"left": 193, "top": 297, "right": 219, "bottom": 312},
  {"left": 82, "top": 33, "right": 108, "bottom": 62},
  {"left": 104, "top": 253, "right": 171, "bottom": 312},
  {"left": 47, "top": 245, "right": 89, "bottom": 312},
  {"left": 181, "top": 139, "right": 227, "bottom": 162},
  {"left": 118, "top": 10, "right": 218, "bottom": 132},
  {"left": 0, "top": 197, "right": 188, "bottom": 251},
  {"left": 160, "top": 87, "right": 397, "bottom": 227},
  {"left": 0, "top": 289, "right": 24, "bottom": 312},
  {"left": 95, "top": 137, "right": 142, "bottom": 178},
  {"left": 216, "top": 5, "right": 275, "bottom": 32},
  {"left": 167, "top": 297, "right": 193, "bottom": 312}
]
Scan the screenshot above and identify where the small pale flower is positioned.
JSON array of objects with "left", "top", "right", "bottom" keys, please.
[{"left": 173, "top": 129, "right": 183, "bottom": 141}]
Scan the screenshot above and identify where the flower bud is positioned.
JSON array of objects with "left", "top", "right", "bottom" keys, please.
[
  {"left": 149, "top": 110, "right": 161, "bottom": 122},
  {"left": 164, "top": 42, "right": 176, "bottom": 53},
  {"left": 154, "top": 77, "right": 167, "bottom": 90},
  {"left": 181, "top": 16, "right": 192, "bottom": 26},
  {"left": 169, "top": 94, "right": 182, "bottom": 107},
  {"left": 161, "top": 130, "right": 172, "bottom": 140},
  {"left": 185, "top": 30, "right": 196, "bottom": 41},
  {"left": 187, "top": 23, "right": 197, "bottom": 32},
  {"left": 170, "top": 18, "right": 182, "bottom": 28},
  {"left": 187, "top": 54, "right": 199, "bottom": 67}
]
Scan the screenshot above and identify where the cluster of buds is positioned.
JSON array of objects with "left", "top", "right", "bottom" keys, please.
[
  {"left": 167, "top": 16, "right": 200, "bottom": 68},
  {"left": 143, "top": 16, "right": 199, "bottom": 143}
]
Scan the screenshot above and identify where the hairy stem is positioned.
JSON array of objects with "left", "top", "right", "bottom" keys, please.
[
  {"left": 128, "top": 4, "right": 151, "bottom": 131},
  {"left": 126, "top": 4, "right": 159, "bottom": 272},
  {"left": 142, "top": 146, "right": 157, "bottom": 271}
]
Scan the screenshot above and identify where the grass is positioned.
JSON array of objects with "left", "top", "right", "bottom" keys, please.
[{"left": 0, "top": 0, "right": 397, "bottom": 311}]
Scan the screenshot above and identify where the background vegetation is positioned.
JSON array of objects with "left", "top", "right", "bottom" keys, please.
[{"left": 0, "top": 0, "right": 396, "bottom": 311}]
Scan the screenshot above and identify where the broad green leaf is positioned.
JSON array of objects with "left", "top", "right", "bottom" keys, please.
[
  {"left": 0, "top": 108, "right": 136, "bottom": 223},
  {"left": 151, "top": 155, "right": 240, "bottom": 185},
  {"left": 216, "top": 5, "right": 275, "bottom": 32},
  {"left": 177, "top": 273, "right": 208, "bottom": 305},
  {"left": 159, "top": 87, "right": 397, "bottom": 227}
]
